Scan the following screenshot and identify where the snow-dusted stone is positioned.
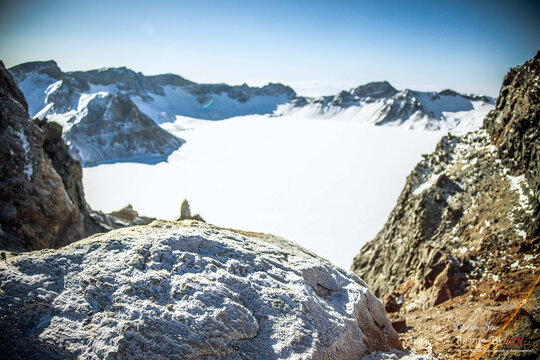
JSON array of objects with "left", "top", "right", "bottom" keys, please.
[{"left": 0, "top": 221, "right": 401, "bottom": 359}]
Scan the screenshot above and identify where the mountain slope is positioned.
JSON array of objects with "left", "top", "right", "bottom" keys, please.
[
  {"left": 9, "top": 61, "right": 296, "bottom": 122},
  {"left": 10, "top": 61, "right": 186, "bottom": 166},
  {"left": 350, "top": 51, "right": 540, "bottom": 358},
  {"left": 9, "top": 61, "right": 297, "bottom": 165},
  {"left": 351, "top": 51, "right": 539, "bottom": 306},
  {"left": 277, "top": 81, "right": 494, "bottom": 133},
  {"left": 10, "top": 61, "right": 494, "bottom": 165}
]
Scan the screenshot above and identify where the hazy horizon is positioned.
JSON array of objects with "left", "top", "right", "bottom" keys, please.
[{"left": 2, "top": 0, "right": 539, "bottom": 97}]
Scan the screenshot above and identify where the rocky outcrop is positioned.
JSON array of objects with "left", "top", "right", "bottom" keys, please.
[
  {"left": 484, "top": 50, "right": 540, "bottom": 237},
  {"left": 35, "top": 115, "right": 157, "bottom": 235},
  {"left": 0, "top": 221, "right": 402, "bottom": 359},
  {"left": 177, "top": 199, "right": 205, "bottom": 222},
  {"left": 0, "top": 61, "right": 84, "bottom": 251},
  {"left": 108, "top": 204, "right": 155, "bottom": 226},
  {"left": 351, "top": 52, "right": 540, "bottom": 312}
]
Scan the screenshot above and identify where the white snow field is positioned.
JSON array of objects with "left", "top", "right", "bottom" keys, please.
[{"left": 83, "top": 115, "right": 443, "bottom": 269}]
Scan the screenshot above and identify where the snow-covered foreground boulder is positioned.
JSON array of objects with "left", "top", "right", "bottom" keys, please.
[{"left": 0, "top": 220, "right": 402, "bottom": 359}]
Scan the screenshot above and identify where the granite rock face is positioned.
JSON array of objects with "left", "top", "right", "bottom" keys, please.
[
  {"left": 350, "top": 52, "right": 540, "bottom": 312},
  {"left": 0, "top": 221, "right": 402, "bottom": 359},
  {"left": 0, "top": 61, "right": 83, "bottom": 251},
  {"left": 484, "top": 50, "right": 540, "bottom": 237}
]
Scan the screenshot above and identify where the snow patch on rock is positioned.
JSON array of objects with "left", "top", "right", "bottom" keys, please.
[{"left": 14, "top": 128, "right": 33, "bottom": 180}]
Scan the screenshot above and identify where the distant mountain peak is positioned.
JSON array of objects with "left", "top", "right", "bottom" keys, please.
[
  {"left": 277, "top": 81, "right": 494, "bottom": 132},
  {"left": 8, "top": 60, "right": 299, "bottom": 165},
  {"left": 352, "top": 81, "right": 397, "bottom": 98},
  {"left": 9, "top": 60, "right": 63, "bottom": 80}
]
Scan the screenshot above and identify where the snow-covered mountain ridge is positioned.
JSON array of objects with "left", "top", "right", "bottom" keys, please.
[
  {"left": 277, "top": 81, "right": 495, "bottom": 133},
  {"left": 9, "top": 61, "right": 495, "bottom": 165},
  {"left": 9, "top": 60, "right": 296, "bottom": 123},
  {"left": 9, "top": 61, "right": 191, "bottom": 165},
  {"left": 9, "top": 61, "right": 296, "bottom": 165}
]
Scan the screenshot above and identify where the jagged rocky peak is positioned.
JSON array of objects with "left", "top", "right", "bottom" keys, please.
[
  {"left": 63, "top": 91, "right": 185, "bottom": 165},
  {"left": 70, "top": 66, "right": 140, "bottom": 86},
  {"left": 261, "top": 82, "right": 297, "bottom": 96},
  {"left": 9, "top": 61, "right": 301, "bottom": 163},
  {"left": 0, "top": 221, "right": 403, "bottom": 359},
  {"left": 146, "top": 72, "right": 195, "bottom": 87},
  {"left": 9, "top": 60, "right": 64, "bottom": 80},
  {"left": 0, "top": 61, "right": 28, "bottom": 112},
  {"left": 350, "top": 51, "right": 540, "bottom": 315},
  {"left": 484, "top": 49, "right": 540, "bottom": 236},
  {"left": 69, "top": 66, "right": 194, "bottom": 91},
  {"left": 438, "top": 88, "right": 493, "bottom": 103},
  {"left": 352, "top": 81, "right": 398, "bottom": 98},
  {"left": 281, "top": 80, "right": 494, "bottom": 132},
  {"left": 188, "top": 82, "right": 296, "bottom": 104}
]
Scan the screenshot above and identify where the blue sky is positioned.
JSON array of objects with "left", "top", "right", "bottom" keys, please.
[{"left": 1, "top": 0, "right": 539, "bottom": 96}]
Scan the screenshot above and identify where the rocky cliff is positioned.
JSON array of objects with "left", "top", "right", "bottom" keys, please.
[
  {"left": 484, "top": 52, "right": 540, "bottom": 236},
  {"left": 351, "top": 51, "right": 539, "bottom": 304},
  {"left": 0, "top": 61, "right": 154, "bottom": 252},
  {"left": 0, "top": 61, "right": 84, "bottom": 251},
  {"left": 0, "top": 221, "right": 403, "bottom": 359},
  {"left": 350, "top": 51, "right": 540, "bottom": 358},
  {"left": 60, "top": 91, "right": 185, "bottom": 165}
]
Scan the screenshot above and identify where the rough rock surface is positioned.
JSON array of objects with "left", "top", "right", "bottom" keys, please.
[
  {"left": 0, "top": 221, "right": 401, "bottom": 359},
  {"left": 484, "top": 50, "right": 540, "bottom": 237},
  {"left": 0, "top": 61, "right": 83, "bottom": 251},
  {"left": 352, "top": 130, "right": 535, "bottom": 308}
]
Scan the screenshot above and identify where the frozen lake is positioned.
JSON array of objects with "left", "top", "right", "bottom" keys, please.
[{"left": 83, "top": 115, "right": 443, "bottom": 269}]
